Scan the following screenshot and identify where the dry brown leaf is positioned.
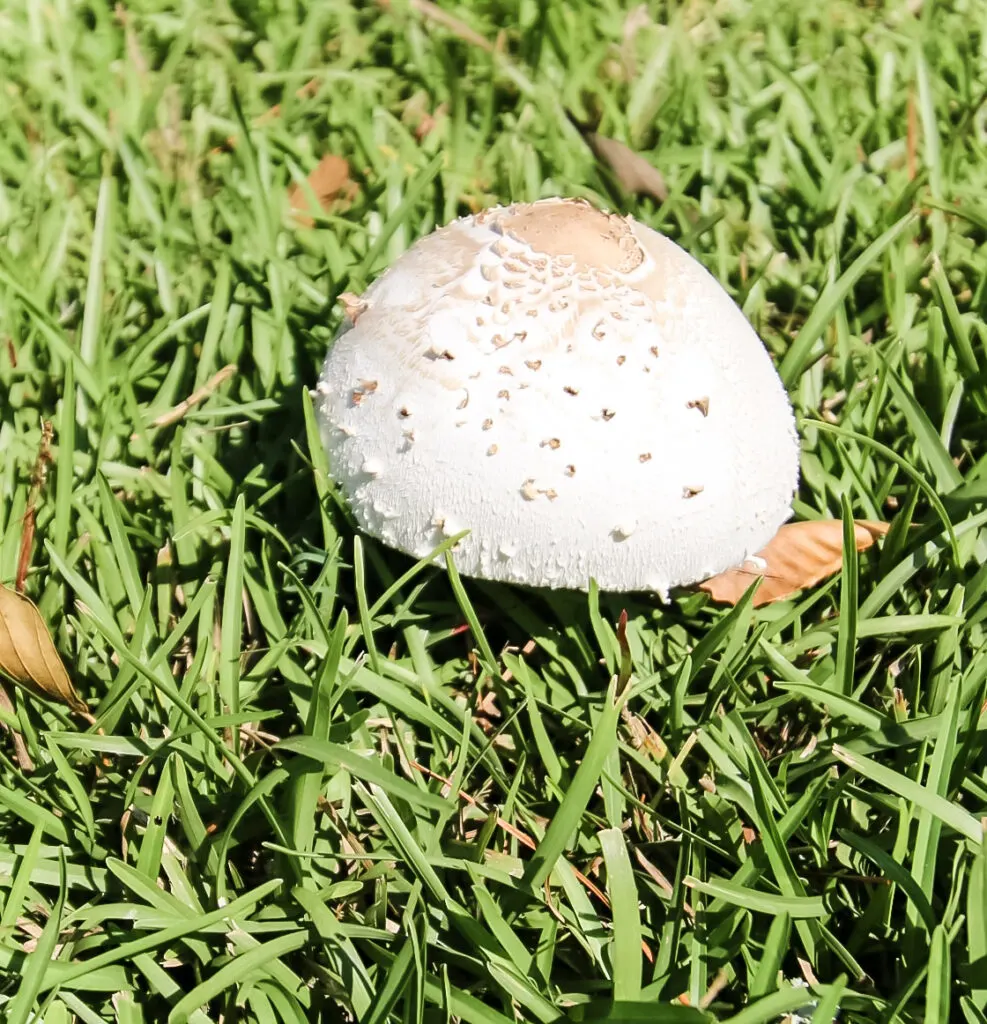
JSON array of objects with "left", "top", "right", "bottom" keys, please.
[
  {"left": 583, "top": 132, "right": 669, "bottom": 203},
  {"left": 288, "top": 154, "right": 356, "bottom": 228},
  {"left": 0, "top": 584, "right": 87, "bottom": 714},
  {"left": 699, "top": 519, "right": 892, "bottom": 608}
]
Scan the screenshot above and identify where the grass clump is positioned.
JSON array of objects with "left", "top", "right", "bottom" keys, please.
[{"left": 1, "top": 0, "right": 987, "bottom": 1021}]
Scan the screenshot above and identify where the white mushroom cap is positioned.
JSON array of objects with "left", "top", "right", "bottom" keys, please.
[{"left": 315, "top": 197, "right": 799, "bottom": 596}]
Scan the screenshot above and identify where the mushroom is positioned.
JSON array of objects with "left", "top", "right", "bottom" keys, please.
[{"left": 314, "top": 197, "right": 799, "bottom": 598}]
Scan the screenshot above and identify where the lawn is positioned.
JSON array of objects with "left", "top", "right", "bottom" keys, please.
[{"left": 1, "top": 0, "right": 986, "bottom": 1021}]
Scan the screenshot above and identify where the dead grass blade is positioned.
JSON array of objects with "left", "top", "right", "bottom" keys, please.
[
  {"left": 0, "top": 584, "right": 88, "bottom": 715},
  {"left": 380, "top": 0, "right": 495, "bottom": 53},
  {"left": 147, "top": 364, "right": 237, "bottom": 431},
  {"left": 16, "top": 422, "right": 53, "bottom": 592},
  {"left": 0, "top": 683, "right": 33, "bottom": 771},
  {"left": 699, "top": 520, "right": 891, "bottom": 607}
]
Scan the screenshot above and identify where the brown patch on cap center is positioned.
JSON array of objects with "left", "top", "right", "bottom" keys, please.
[{"left": 494, "top": 199, "right": 644, "bottom": 275}]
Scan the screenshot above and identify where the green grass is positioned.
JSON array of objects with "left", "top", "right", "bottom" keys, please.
[{"left": 1, "top": 0, "right": 986, "bottom": 1020}]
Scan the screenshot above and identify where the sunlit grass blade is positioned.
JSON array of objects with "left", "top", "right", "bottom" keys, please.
[
  {"left": 750, "top": 912, "right": 791, "bottom": 998},
  {"left": 835, "top": 494, "right": 858, "bottom": 696},
  {"left": 166, "top": 932, "right": 307, "bottom": 1024},
  {"left": 600, "top": 827, "right": 642, "bottom": 1000},
  {"left": 926, "top": 924, "right": 951, "bottom": 1024},
  {"left": 684, "top": 877, "right": 827, "bottom": 917},
  {"left": 5, "top": 853, "right": 67, "bottom": 1024},
  {"left": 525, "top": 679, "right": 623, "bottom": 888},
  {"left": 779, "top": 212, "right": 916, "bottom": 384},
  {"left": 833, "top": 744, "right": 981, "bottom": 842}
]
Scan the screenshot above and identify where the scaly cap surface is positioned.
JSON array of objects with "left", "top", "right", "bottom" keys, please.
[{"left": 315, "top": 198, "right": 799, "bottom": 594}]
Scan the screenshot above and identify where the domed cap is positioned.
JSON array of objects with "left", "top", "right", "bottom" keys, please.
[{"left": 315, "top": 198, "right": 799, "bottom": 596}]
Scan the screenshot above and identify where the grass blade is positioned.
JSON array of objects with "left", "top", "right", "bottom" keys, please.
[
  {"left": 167, "top": 932, "right": 307, "bottom": 1024},
  {"left": 833, "top": 744, "right": 981, "bottom": 843},
  {"left": 779, "top": 213, "right": 915, "bottom": 384},
  {"left": 599, "top": 827, "right": 642, "bottom": 1000},
  {"left": 684, "top": 877, "right": 827, "bottom": 917},
  {"left": 525, "top": 679, "right": 623, "bottom": 888},
  {"left": 6, "top": 853, "right": 67, "bottom": 1024}
]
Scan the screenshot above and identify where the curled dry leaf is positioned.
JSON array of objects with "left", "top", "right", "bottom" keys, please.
[
  {"left": 581, "top": 131, "right": 669, "bottom": 203},
  {"left": 288, "top": 154, "right": 357, "bottom": 228},
  {"left": 0, "top": 584, "right": 87, "bottom": 714},
  {"left": 699, "top": 519, "right": 892, "bottom": 608}
]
